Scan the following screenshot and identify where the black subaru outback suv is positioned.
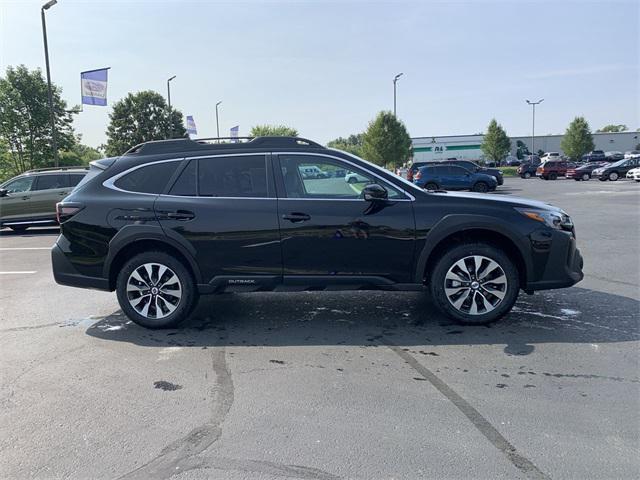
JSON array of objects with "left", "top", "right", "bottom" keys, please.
[{"left": 52, "top": 136, "right": 583, "bottom": 328}]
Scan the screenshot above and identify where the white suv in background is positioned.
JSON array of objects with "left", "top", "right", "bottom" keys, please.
[
  {"left": 540, "top": 152, "right": 561, "bottom": 162},
  {"left": 625, "top": 167, "right": 640, "bottom": 182}
]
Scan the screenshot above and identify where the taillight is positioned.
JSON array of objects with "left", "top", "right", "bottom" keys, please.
[
  {"left": 56, "top": 202, "right": 84, "bottom": 223},
  {"left": 414, "top": 170, "right": 422, "bottom": 180}
]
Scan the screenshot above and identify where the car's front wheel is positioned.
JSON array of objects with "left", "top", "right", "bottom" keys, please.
[
  {"left": 116, "top": 251, "right": 197, "bottom": 329},
  {"left": 581, "top": 173, "right": 590, "bottom": 181},
  {"left": 522, "top": 172, "right": 531, "bottom": 179},
  {"left": 429, "top": 243, "right": 520, "bottom": 325},
  {"left": 608, "top": 172, "right": 619, "bottom": 181},
  {"left": 472, "top": 182, "right": 489, "bottom": 193},
  {"left": 424, "top": 182, "right": 439, "bottom": 191}
]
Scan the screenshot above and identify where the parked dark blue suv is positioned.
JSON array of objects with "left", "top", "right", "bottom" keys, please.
[
  {"left": 414, "top": 165, "right": 498, "bottom": 192},
  {"left": 52, "top": 137, "right": 583, "bottom": 328}
]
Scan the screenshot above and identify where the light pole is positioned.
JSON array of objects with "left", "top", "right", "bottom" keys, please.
[
  {"left": 393, "top": 72, "right": 403, "bottom": 116},
  {"left": 41, "top": 0, "right": 58, "bottom": 167},
  {"left": 215, "top": 101, "right": 222, "bottom": 139},
  {"left": 167, "top": 75, "right": 176, "bottom": 109},
  {"left": 526, "top": 99, "right": 544, "bottom": 155}
]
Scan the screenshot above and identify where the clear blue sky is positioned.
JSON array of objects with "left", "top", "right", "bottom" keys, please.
[{"left": 1, "top": 0, "right": 638, "bottom": 148}]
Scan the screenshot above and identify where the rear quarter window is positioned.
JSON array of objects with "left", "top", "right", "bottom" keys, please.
[{"left": 114, "top": 161, "right": 180, "bottom": 194}]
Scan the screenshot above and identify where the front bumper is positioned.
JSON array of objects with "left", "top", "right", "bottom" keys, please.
[
  {"left": 51, "top": 243, "right": 111, "bottom": 291},
  {"left": 526, "top": 230, "right": 584, "bottom": 291}
]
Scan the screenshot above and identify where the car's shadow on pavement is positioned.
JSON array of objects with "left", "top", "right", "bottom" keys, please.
[
  {"left": 85, "top": 287, "right": 639, "bottom": 354},
  {"left": 0, "top": 227, "right": 59, "bottom": 237}
]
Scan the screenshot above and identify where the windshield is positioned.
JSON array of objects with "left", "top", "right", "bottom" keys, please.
[{"left": 608, "top": 159, "right": 628, "bottom": 168}]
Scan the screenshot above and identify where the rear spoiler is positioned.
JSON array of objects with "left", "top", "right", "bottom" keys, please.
[{"left": 90, "top": 157, "right": 118, "bottom": 170}]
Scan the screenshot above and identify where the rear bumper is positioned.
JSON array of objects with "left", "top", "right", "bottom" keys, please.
[{"left": 51, "top": 244, "right": 111, "bottom": 291}]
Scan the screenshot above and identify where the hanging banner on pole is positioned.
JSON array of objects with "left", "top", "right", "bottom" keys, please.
[
  {"left": 81, "top": 68, "right": 110, "bottom": 106},
  {"left": 186, "top": 115, "right": 198, "bottom": 135},
  {"left": 230, "top": 125, "right": 239, "bottom": 142}
]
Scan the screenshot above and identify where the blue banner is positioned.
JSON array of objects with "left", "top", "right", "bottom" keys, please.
[
  {"left": 81, "top": 68, "right": 109, "bottom": 106},
  {"left": 186, "top": 116, "right": 197, "bottom": 135}
]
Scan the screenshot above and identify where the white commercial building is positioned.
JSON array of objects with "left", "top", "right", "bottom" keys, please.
[{"left": 412, "top": 131, "right": 639, "bottom": 162}]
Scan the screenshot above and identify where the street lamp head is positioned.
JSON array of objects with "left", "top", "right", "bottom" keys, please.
[
  {"left": 538, "top": 98, "right": 544, "bottom": 103},
  {"left": 168, "top": 75, "right": 176, "bottom": 82},
  {"left": 42, "top": 0, "right": 57, "bottom": 10},
  {"left": 394, "top": 73, "right": 404, "bottom": 82},
  {"left": 526, "top": 99, "right": 531, "bottom": 104},
  {"left": 216, "top": 101, "right": 222, "bottom": 107}
]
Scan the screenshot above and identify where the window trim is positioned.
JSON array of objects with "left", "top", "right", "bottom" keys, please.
[
  {"left": 196, "top": 154, "right": 270, "bottom": 198},
  {"left": 32, "top": 174, "right": 68, "bottom": 192}
]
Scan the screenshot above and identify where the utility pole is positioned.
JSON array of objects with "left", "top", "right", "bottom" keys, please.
[
  {"left": 41, "top": 0, "right": 58, "bottom": 167},
  {"left": 215, "top": 101, "right": 222, "bottom": 139},
  {"left": 526, "top": 99, "right": 544, "bottom": 155},
  {"left": 393, "top": 73, "right": 403, "bottom": 116}
]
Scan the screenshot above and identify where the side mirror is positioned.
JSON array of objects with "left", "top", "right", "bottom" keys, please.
[
  {"left": 0, "top": 188, "right": 8, "bottom": 197},
  {"left": 362, "top": 183, "right": 388, "bottom": 201}
]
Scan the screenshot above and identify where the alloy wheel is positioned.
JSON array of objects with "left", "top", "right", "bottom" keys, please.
[
  {"left": 443, "top": 255, "right": 507, "bottom": 315},
  {"left": 126, "top": 263, "right": 182, "bottom": 319}
]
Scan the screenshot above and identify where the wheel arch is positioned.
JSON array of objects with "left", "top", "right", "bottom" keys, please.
[
  {"left": 416, "top": 216, "right": 530, "bottom": 288},
  {"left": 104, "top": 227, "right": 201, "bottom": 290}
]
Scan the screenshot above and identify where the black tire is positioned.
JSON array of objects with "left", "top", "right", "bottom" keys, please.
[
  {"left": 549, "top": 173, "right": 558, "bottom": 180},
  {"left": 429, "top": 243, "right": 520, "bottom": 325},
  {"left": 598, "top": 176, "right": 607, "bottom": 182},
  {"left": 9, "top": 226, "right": 28, "bottom": 232},
  {"left": 472, "top": 182, "right": 489, "bottom": 193},
  {"left": 541, "top": 176, "right": 548, "bottom": 180},
  {"left": 116, "top": 251, "right": 197, "bottom": 329},
  {"left": 608, "top": 172, "right": 619, "bottom": 181},
  {"left": 581, "top": 173, "right": 590, "bottom": 181},
  {"left": 523, "top": 172, "right": 532, "bottom": 179},
  {"left": 424, "top": 182, "right": 439, "bottom": 191},
  {"left": 573, "top": 178, "right": 580, "bottom": 181}
]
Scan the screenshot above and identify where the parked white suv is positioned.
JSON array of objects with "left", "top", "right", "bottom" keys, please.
[{"left": 540, "top": 152, "right": 561, "bottom": 162}]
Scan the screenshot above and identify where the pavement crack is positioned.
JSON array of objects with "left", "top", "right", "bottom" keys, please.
[
  {"left": 385, "top": 339, "right": 551, "bottom": 480},
  {"left": 118, "top": 345, "right": 234, "bottom": 480}
]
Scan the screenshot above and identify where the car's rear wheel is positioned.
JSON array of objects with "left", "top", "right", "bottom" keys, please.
[
  {"left": 581, "top": 173, "right": 590, "bottom": 181},
  {"left": 424, "top": 182, "right": 439, "bottom": 191},
  {"left": 549, "top": 173, "right": 558, "bottom": 180},
  {"left": 9, "top": 226, "right": 28, "bottom": 232},
  {"left": 472, "top": 182, "right": 489, "bottom": 193},
  {"left": 608, "top": 172, "right": 619, "bottom": 181},
  {"left": 523, "top": 172, "right": 531, "bottom": 179},
  {"left": 116, "top": 251, "right": 197, "bottom": 329},
  {"left": 429, "top": 243, "right": 519, "bottom": 325}
]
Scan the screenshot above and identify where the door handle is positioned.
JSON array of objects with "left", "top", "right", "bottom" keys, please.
[
  {"left": 165, "top": 210, "right": 195, "bottom": 221},
  {"left": 282, "top": 212, "right": 311, "bottom": 223}
]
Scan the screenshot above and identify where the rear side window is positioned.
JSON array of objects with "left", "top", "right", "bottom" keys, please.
[
  {"left": 450, "top": 166, "right": 468, "bottom": 175},
  {"left": 169, "top": 160, "right": 197, "bottom": 196},
  {"left": 114, "top": 161, "right": 180, "bottom": 194},
  {"left": 34, "top": 174, "right": 67, "bottom": 191},
  {"left": 69, "top": 174, "right": 85, "bottom": 187},
  {"left": 198, "top": 155, "right": 267, "bottom": 197}
]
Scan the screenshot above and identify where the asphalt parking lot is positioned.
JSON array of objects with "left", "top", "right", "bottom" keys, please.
[{"left": 1, "top": 176, "right": 638, "bottom": 480}]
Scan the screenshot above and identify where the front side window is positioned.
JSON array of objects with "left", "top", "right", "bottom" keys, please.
[
  {"left": 3, "top": 177, "right": 34, "bottom": 193},
  {"left": 280, "top": 155, "right": 404, "bottom": 199},
  {"left": 198, "top": 155, "right": 267, "bottom": 197},
  {"left": 114, "top": 161, "right": 180, "bottom": 194},
  {"left": 34, "top": 174, "right": 67, "bottom": 191}
]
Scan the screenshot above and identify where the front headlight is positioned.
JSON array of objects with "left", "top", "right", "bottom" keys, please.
[{"left": 515, "top": 208, "right": 573, "bottom": 231}]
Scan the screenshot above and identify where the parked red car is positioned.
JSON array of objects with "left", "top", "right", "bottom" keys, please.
[{"left": 536, "top": 160, "right": 576, "bottom": 180}]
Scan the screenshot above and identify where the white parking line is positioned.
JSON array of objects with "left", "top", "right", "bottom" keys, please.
[
  {"left": 0, "top": 247, "right": 51, "bottom": 251},
  {"left": 0, "top": 271, "right": 37, "bottom": 274}
]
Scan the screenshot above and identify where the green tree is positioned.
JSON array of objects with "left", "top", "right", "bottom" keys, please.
[
  {"left": 249, "top": 125, "right": 298, "bottom": 137},
  {"left": 105, "top": 90, "right": 186, "bottom": 157},
  {"left": 560, "top": 117, "right": 595, "bottom": 160},
  {"left": 361, "top": 112, "right": 412, "bottom": 169},
  {"left": 58, "top": 136, "right": 102, "bottom": 166},
  {"left": 480, "top": 119, "right": 511, "bottom": 165},
  {"left": 327, "top": 133, "right": 364, "bottom": 156},
  {"left": 0, "top": 65, "right": 75, "bottom": 174},
  {"left": 597, "top": 124, "right": 627, "bottom": 133},
  {"left": 515, "top": 140, "right": 530, "bottom": 160}
]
